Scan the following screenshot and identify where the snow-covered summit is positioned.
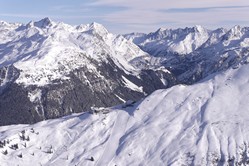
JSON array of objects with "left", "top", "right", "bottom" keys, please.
[
  {"left": 0, "top": 18, "right": 176, "bottom": 126},
  {"left": 125, "top": 26, "right": 210, "bottom": 55},
  {"left": 1, "top": 19, "right": 249, "bottom": 165},
  {"left": 88, "top": 22, "right": 109, "bottom": 34},
  {"left": 125, "top": 25, "right": 249, "bottom": 57},
  {"left": 0, "top": 18, "right": 150, "bottom": 86},
  {"left": 125, "top": 25, "right": 249, "bottom": 85}
]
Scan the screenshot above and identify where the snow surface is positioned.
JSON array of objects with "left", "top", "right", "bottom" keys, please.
[
  {"left": 125, "top": 25, "right": 249, "bottom": 60},
  {"left": 121, "top": 76, "right": 143, "bottom": 92},
  {"left": 0, "top": 18, "right": 151, "bottom": 86},
  {"left": 124, "top": 25, "right": 211, "bottom": 55},
  {"left": 1, "top": 62, "right": 249, "bottom": 165}
]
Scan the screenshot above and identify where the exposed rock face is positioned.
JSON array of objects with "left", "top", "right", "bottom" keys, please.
[{"left": 0, "top": 65, "right": 20, "bottom": 95}]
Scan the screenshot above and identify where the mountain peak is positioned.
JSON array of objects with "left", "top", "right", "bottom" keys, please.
[
  {"left": 34, "top": 17, "right": 53, "bottom": 28},
  {"left": 230, "top": 25, "right": 242, "bottom": 34},
  {"left": 233, "top": 25, "right": 241, "bottom": 29},
  {"left": 148, "top": 27, "right": 169, "bottom": 40},
  {"left": 153, "top": 27, "right": 167, "bottom": 34},
  {"left": 194, "top": 25, "right": 206, "bottom": 32},
  {"left": 89, "top": 22, "right": 107, "bottom": 31},
  {"left": 88, "top": 22, "right": 109, "bottom": 36},
  {"left": 0, "top": 20, "right": 8, "bottom": 25},
  {"left": 0, "top": 20, "right": 20, "bottom": 28},
  {"left": 225, "top": 25, "right": 243, "bottom": 39},
  {"left": 156, "top": 27, "right": 167, "bottom": 32},
  {"left": 90, "top": 22, "right": 102, "bottom": 27}
]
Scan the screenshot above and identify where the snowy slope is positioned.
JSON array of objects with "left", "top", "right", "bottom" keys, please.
[
  {"left": 0, "top": 18, "right": 177, "bottom": 126},
  {"left": 126, "top": 26, "right": 249, "bottom": 85},
  {"left": 1, "top": 62, "right": 249, "bottom": 165},
  {"left": 125, "top": 25, "right": 249, "bottom": 62},
  {"left": 124, "top": 25, "right": 211, "bottom": 56},
  {"left": 0, "top": 18, "right": 152, "bottom": 86}
]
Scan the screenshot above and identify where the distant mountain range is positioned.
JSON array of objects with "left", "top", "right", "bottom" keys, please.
[
  {"left": 1, "top": 18, "right": 249, "bottom": 126},
  {"left": 1, "top": 18, "right": 249, "bottom": 165},
  {"left": 124, "top": 25, "right": 249, "bottom": 84}
]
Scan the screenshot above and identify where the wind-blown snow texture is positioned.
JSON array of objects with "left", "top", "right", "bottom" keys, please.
[{"left": 1, "top": 63, "right": 249, "bottom": 165}]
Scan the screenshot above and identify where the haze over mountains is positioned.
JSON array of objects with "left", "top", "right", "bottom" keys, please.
[{"left": 1, "top": 18, "right": 249, "bottom": 165}]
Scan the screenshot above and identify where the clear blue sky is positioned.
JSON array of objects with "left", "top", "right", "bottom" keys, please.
[{"left": 0, "top": 0, "right": 249, "bottom": 34}]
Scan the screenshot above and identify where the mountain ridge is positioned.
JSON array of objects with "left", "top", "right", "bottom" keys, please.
[
  {"left": 1, "top": 18, "right": 249, "bottom": 126},
  {"left": 124, "top": 25, "right": 249, "bottom": 84},
  {"left": 1, "top": 60, "right": 249, "bottom": 165},
  {"left": 0, "top": 18, "right": 176, "bottom": 125},
  {"left": 1, "top": 18, "right": 249, "bottom": 165}
]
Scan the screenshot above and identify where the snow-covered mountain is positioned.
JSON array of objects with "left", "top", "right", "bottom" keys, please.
[
  {"left": 0, "top": 18, "right": 176, "bottom": 125},
  {"left": 1, "top": 61, "right": 249, "bottom": 165},
  {"left": 124, "top": 25, "right": 211, "bottom": 56},
  {"left": 0, "top": 18, "right": 149, "bottom": 85},
  {"left": 125, "top": 25, "right": 249, "bottom": 84},
  {"left": 2, "top": 18, "right": 249, "bottom": 165}
]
